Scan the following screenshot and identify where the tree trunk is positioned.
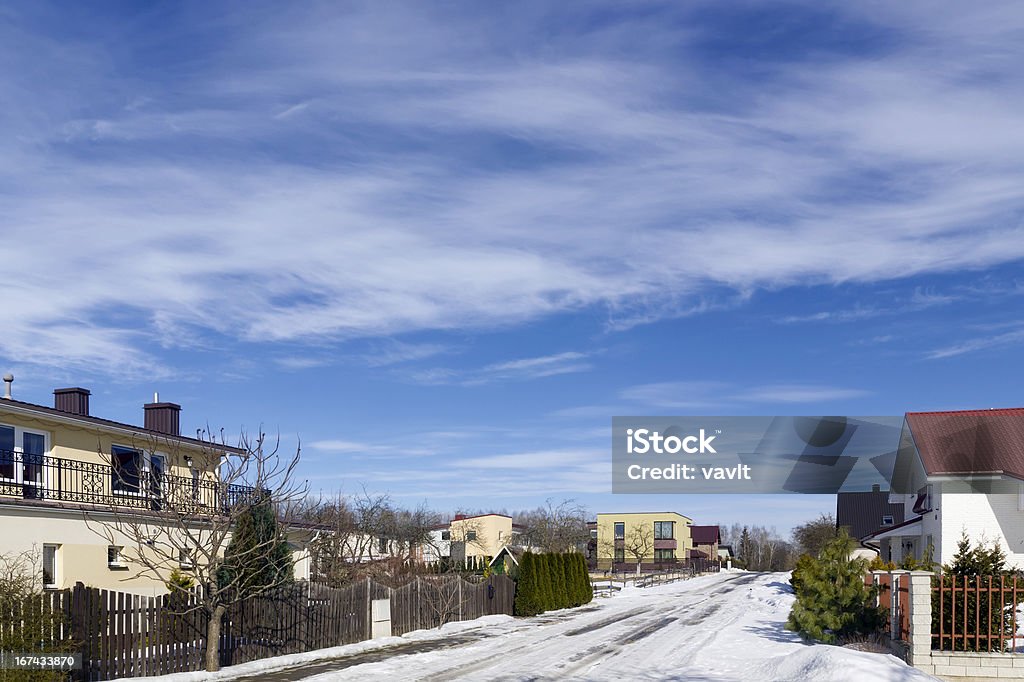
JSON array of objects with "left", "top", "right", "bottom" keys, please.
[{"left": 205, "top": 604, "right": 227, "bottom": 672}]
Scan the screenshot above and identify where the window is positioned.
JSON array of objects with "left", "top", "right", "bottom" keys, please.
[
  {"left": 440, "top": 530, "right": 450, "bottom": 541},
  {"left": 614, "top": 522, "right": 625, "bottom": 539},
  {"left": 654, "top": 521, "right": 674, "bottom": 539},
  {"left": 22, "top": 432, "right": 45, "bottom": 485},
  {"left": 590, "top": 529, "right": 598, "bottom": 539},
  {"left": 112, "top": 446, "right": 143, "bottom": 493},
  {"left": 378, "top": 537, "right": 389, "bottom": 554},
  {"left": 466, "top": 530, "right": 477, "bottom": 542},
  {"left": 178, "top": 548, "right": 194, "bottom": 569},
  {"left": 108, "top": 545, "right": 126, "bottom": 568},
  {"left": 882, "top": 515, "right": 894, "bottom": 526},
  {"left": 614, "top": 547, "right": 625, "bottom": 563},
  {"left": 0, "top": 425, "right": 14, "bottom": 479},
  {"left": 42, "top": 544, "right": 59, "bottom": 588},
  {"left": 655, "top": 548, "right": 675, "bottom": 562},
  {"left": 0, "top": 424, "right": 48, "bottom": 482}
]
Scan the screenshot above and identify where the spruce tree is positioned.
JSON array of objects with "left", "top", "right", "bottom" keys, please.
[
  {"left": 739, "top": 526, "right": 752, "bottom": 566},
  {"left": 934, "top": 533, "right": 1019, "bottom": 651},
  {"left": 785, "top": 528, "right": 885, "bottom": 643},
  {"left": 218, "top": 498, "right": 293, "bottom": 593}
]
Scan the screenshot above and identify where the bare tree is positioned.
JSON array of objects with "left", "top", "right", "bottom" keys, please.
[
  {"left": 599, "top": 524, "right": 655, "bottom": 575},
  {"left": 85, "top": 428, "right": 305, "bottom": 672},
  {"left": 515, "top": 498, "right": 590, "bottom": 553},
  {"left": 299, "top": 491, "right": 442, "bottom": 585},
  {"left": 421, "top": 574, "right": 469, "bottom": 627}
]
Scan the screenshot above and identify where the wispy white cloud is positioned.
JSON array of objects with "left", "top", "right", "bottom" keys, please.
[
  {"left": 360, "top": 341, "right": 451, "bottom": 368},
  {"left": 733, "top": 384, "right": 870, "bottom": 404},
  {"left": 2, "top": 3, "right": 1024, "bottom": 375},
  {"left": 408, "top": 351, "right": 593, "bottom": 386},
  {"left": 926, "top": 326, "right": 1024, "bottom": 359}
]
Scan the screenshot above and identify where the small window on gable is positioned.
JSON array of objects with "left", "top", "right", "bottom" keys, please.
[
  {"left": 466, "top": 530, "right": 477, "bottom": 542},
  {"left": 882, "top": 515, "right": 894, "bottom": 526},
  {"left": 441, "top": 530, "right": 450, "bottom": 541}
]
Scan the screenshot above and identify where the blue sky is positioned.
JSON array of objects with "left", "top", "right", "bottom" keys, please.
[{"left": 2, "top": 1, "right": 1023, "bottom": 534}]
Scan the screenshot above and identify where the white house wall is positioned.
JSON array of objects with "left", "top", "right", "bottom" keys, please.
[{"left": 940, "top": 489, "right": 1024, "bottom": 569}]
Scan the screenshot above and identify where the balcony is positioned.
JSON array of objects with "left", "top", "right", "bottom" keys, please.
[{"left": 0, "top": 450, "right": 258, "bottom": 515}]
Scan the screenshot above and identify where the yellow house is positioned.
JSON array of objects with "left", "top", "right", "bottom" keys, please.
[
  {"left": 448, "top": 513, "right": 519, "bottom": 564},
  {"left": 0, "top": 375, "right": 250, "bottom": 595},
  {"left": 595, "top": 512, "right": 693, "bottom": 571}
]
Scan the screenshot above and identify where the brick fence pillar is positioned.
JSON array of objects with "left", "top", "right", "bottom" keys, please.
[{"left": 906, "top": 570, "right": 934, "bottom": 669}]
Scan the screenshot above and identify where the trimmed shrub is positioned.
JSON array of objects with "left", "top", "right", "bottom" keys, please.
[{"left": 514, "top": 552, "right": 541, "bottom": 616}]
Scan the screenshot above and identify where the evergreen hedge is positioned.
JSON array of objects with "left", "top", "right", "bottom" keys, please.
[{"left": 513, "top": 551, "right": 593, "bottom": 616}]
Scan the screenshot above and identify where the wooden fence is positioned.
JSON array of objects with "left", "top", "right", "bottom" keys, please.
[{"left": 21, "top": 575, "right": 515, "bottom": 680}]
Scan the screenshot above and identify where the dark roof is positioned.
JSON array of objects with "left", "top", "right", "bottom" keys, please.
[
  {"left": 862, "top": 515, "right": 923, "bottom": 541},
  {"left": 836, "top": 490, "right": 905, "bottom": 540},
  {"left": 689, "top": 525, "right": 720, "bottom": 545},
  {"left": 0, "top": 396, "right": 245, "bottom": 454},
  {"left": 905, "top": 408, "right": 1024, "bottom": 478}
]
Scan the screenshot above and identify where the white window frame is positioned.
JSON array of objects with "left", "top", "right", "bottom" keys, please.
[
  {"left": 0, "top": 423, "right": 50, "bottom": 487},
  {"left": 107, "top": 545, "right": 127, "bottom": 569},
  {"left": 882, "top": 515, "right": 894, "bottom": 526},
  {"left": 42, "top": 543, "right": 60, "bottom": 589},
  {"left": 111, "top": 445, "right": 166, "bottom": 497}
]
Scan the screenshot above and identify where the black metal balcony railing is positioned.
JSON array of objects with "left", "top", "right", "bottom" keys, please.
[{"left": 0, "top": 450, "right": 259, "bottom": 515}]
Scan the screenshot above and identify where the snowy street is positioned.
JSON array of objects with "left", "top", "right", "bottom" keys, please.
[{"left": 135, "top": 571, "right": 938, "bottom": 682}]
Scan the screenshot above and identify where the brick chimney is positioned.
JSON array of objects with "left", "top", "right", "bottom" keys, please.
[
  {"left": 144, "top": 394, "right": 181, "bottom": 436},
  {"left": 54, "top": 388, "right": 91, "bottom": 416}
]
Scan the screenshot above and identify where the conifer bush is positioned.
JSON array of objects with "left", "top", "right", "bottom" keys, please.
[
  {"left": 786, "top": 529, "right": 885, "bottom": 643},
  {"left": 513, "top": 552, "right": 593, "bottom": 616}
]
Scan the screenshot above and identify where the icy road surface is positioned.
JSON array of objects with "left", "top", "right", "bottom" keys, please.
[{"left": 133, "top": 571, "right": 937, "bottom": 682}]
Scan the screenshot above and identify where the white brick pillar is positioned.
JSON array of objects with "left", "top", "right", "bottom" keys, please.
[{"left": 906, "top": 570, "right": 934, "bottom": 668}]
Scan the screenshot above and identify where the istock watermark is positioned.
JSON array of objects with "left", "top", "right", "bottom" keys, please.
[{"left": 612, "top": 416, "right": 905, "bottom": 494}]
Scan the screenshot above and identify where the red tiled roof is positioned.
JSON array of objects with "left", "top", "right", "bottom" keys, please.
[
  {"left": 689, "top": 525, "right": 720, "bottom": 545},
  {"left": 905, "top": 408, "right": 1024, "bottom": 478}
]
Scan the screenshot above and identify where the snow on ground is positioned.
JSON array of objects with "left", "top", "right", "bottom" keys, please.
[{"left": 121, "top": 572, "right": 938, "bottom": 682}]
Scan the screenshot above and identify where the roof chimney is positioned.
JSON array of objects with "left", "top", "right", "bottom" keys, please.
[
  {"left": 2, "top": 374, "right": 11, "bottom": 400},
  {"left": 144, "top": 398, "right": 181, "bottom": 436},
  {"left": 54, "top": 388, "right": 91, "bottom": 415},
  {"left": 871, "top": 483, "right": 881, "bottom": 493}
]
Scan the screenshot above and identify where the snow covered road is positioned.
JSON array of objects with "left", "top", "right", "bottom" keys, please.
[{"left": 138, "top": 571, "right": 939, "bottom": 682}]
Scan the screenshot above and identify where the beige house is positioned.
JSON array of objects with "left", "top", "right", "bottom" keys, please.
[
  {"left": 0, "top": 375, "right": 252, "bottom": 595},
  {"left": 595, "top": 512, "right": 693, "bottom": 571},
  {"left": 425, "top": 513, "right": 525, "bottom": 565}
]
